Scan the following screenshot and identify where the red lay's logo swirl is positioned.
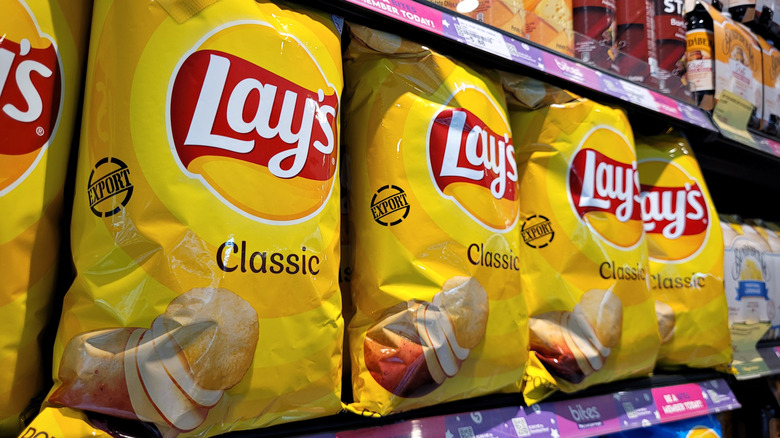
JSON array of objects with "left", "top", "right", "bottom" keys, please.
[
  {"left": 0, "top": 0, "right": 63, "bottom": 194},
  {"left": 168, "top": 22, "right": 338, "bottom": 223},
  {"left": 639, "top": 159, "right": 710, "bottom": 261},
  {"left": 427, "top": 88, "right": 518, "bottom": 231},
  {"left": 567, "top": 127, "right": 643, "bottom": 248}
]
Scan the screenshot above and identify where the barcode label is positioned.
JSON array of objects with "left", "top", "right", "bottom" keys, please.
[
  {"left": 453, "top": 19, "right": 511, "bottom": 59},
  {"left": 458, "top": 426, "right": 476, "bottom": 438},
  {"left": 511, "top": 417, "right": 532, "bottom": 437},
  {"left": 623, "top": 402, "right": 638, "bottom": 419}
]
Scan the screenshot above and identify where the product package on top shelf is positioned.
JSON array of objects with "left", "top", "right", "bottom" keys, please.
[
  {"left": 430, "top": 0, "right": 526, "bottom": 38},
  {"left": 614, "top": 0, "right": 657, "bottom": 82},
  {"left": 523, "top": 0, "right": 575, "bottom": 54},
  {"left": 44, "top": 1, "right": 345, "bottom": 436},
  {"left": 572, "top": 0, "right": 616, "bottom": 69},
  {"left": 343, "top": 24, "right": 528, "bottom": 416},
  {"left": 0, "top": 0, "right": 91, "bottom": 434},
  {"left": 636, "top": 130, "right": 731, "bottom": 369},
  {"left": 686, "top": 2, "right": 763, "bottom": 122},
  {"left": 756, "top": 34, "right": 780, "bottom": 135},
  {"left": 504, "top": 75, "right": 660, "bottom": 404}
]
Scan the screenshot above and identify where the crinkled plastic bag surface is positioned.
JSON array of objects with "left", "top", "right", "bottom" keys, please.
[
  {"left": 507, "top": 79, "right": 660, "bottom": 403},
  {"left": 343, "top": 25, "right": 528, "bottom": 416},
  {"left": 0, "top": 0, "right": 91, "bottom": 434},
  {"left": 748, "top": 219, "right": 780, "bottom": 340},
  {"left": 46, "top": 1, "right": 344, "bottom": 436},
  {"left": 636, "top": 131, "right": 731, "bottom": 369}
]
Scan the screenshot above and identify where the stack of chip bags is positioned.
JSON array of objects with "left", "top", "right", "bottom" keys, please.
[
  {"left": 0, "top": 0, "right": 91, "bottom": 434},
  {"left": 504, "top": 75, "right": 660, "bottom": 403},
  {"left": 343, "top": 24, "right": 528, "bottom": 415},
  {"left": 636, "top": 130, "right": 731, "bottom": 369},
  {"left": 41, "top": 1, "right": 345, "bottom": 436}
]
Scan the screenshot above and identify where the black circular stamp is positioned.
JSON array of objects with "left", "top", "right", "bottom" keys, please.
[
  {"left": 522, "top": 215, "right": 555, "bottom": 248},
  {"left": 88, "top": 157, "right": 134, "bottom": 218},
  {"left": 370, "top": 185, "right": 410, "bottom": 226}
]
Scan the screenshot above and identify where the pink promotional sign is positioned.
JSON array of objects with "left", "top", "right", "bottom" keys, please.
[
  {"left": 344, "top": 0, "right": 444, "bottom": 35},
  {"left": 652, "top": 93, "right": 684, "bottom": 119},
  {"left": 652, "top": 383, "right": 709, "bottom": 423}
]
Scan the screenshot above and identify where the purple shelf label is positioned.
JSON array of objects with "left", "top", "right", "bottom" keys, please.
[
  {"left": 519, "top": 404, "right": 561, "bottom": 437},
  {"left": 445, "top": 17, "right": 511, "bottom": 59},
  {"left": 700, "top": 379, "right": 741, "bottom": 412},
  {"left": 542, "top": 53, "right": 600, "bottom": 86},
  {"left": 679, "top": 103, "right": 716, "bottom": 131},
  {"left": 598, "top": 75, "right": 631, "bottom": 101},
  {"left": 652, "top": 383, "right": 709, "bottom": 423},
  {"left": 504, "top": 38, "right": 546, "bottom": 71},
  {"left": 444, "top": 407, "right": 524, "bottom": 438},
  {"left": 614, "top": 389, "right": 659, "bottom": 429},
  {"left": 337, "top": 417, "right": 446, "bottom": 438},
  {"left": 554, "top": 394, "right": 621, "bottom": 438},
  {"left": 344, "top": 0, "right": 443, "bottom": 34}
]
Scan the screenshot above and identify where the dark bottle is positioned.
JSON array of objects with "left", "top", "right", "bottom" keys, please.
[{"left": 685, "top": 1, "right": 716, "bottom": 107}]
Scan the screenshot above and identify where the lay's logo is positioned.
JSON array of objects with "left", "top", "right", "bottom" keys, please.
[
  {"left": 0, "top": 0, "right": 63, "bottom": 195},
  {"left": 639, "top": 159, "right": 710, "bottom": 261},
  {"left": 568, "top": 127, "right": 643, "bottom": 248},
  {"left": 427, "top": 87, "right": 518, "bottom": 231},
  {"left": 168, "top": 22, "right": 338, "bottom": 223}
]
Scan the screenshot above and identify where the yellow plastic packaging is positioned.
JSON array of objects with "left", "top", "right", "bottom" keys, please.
[
  {"left": 46, "top": 1, "right": 344, "bottom": 436},
  {"left": 17, "top": 407, "right": 114, "bottom": 438},
  {"left": 636, "top": 131, "right": 731, "bottom": 369},
  {"left": 506, "top": 78, "right": 659, "bottom": 403},
  {"left": 344, "top": 25, "right": 528, "bottom": 416},
  {"left": 0, "top": 0, "right": 91, "bottom": 434}
]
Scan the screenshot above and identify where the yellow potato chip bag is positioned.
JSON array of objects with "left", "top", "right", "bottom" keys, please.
[
  {"left": 0, "top": 0, "right": 90, "bottom": 434},
  {"left": 506, "top": 77, "right": 659, "bottom": 403},
  {"left": 46, "top": 1, "right": 344, "bottom": 436},
  {"left": 636, "top": 130, "right": 731, "bottom": 369},
  {"left": 343, "top": 25, "right": 528, "bottom": 416}
]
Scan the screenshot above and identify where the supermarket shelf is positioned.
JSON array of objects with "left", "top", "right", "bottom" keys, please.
[
  {"left": 295, "top": 0, "right": 718, "bottom": 135},
  {"left": 200, "top": 371, "right": 739, "bottom": 438}
]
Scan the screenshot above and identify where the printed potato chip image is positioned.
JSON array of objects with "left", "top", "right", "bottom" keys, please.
[
  {"left": 505, "top": 75, "right": 659, "bottom": 403},
  {"left": 344, "top": 25, "right": 528, "bottom": 415},
  {"left": 0, "top": 0, "right": 91, "bottom": 434},
  {"left": 364, "top": 277, "right": 489, "bottom": 397},
  {"left": 51, "top": 289, "right": 258, "bottom": 434},
  {"left": 46, "top": 1, "right": 344, "bottom": 436},
  {"left": 636, "top": 131, "right": 731, "bottom": 369}
]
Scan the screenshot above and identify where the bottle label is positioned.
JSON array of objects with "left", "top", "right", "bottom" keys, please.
[{"left": 686, "top": 28, "right": 714, "bottom": 91}]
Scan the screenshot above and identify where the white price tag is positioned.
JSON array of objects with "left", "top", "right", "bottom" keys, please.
[
  {"left": 453, "top": 18, "right": 511, "bottom": 59},
  {"left": 619, "top": 81, "right": 659, "bottom": 111}
]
